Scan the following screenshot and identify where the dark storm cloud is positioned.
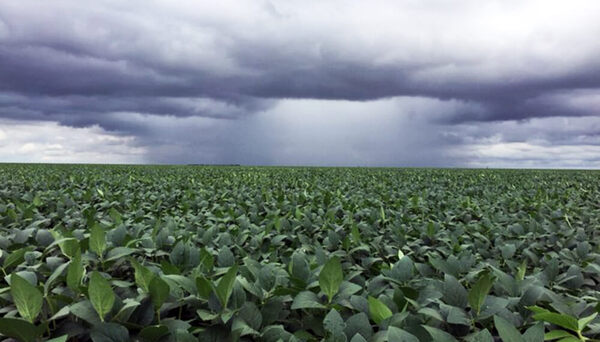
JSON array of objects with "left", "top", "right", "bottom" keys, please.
[
  {"left": 1, "top": 42, "right": 599, "bottom": 124},
  {"left": 1, "top": 0, "right": 600, "bottom": 129},
  {"left": 1, "top": 1, "right": 600, "bottom": 167},
  {"left": 0, "top": 92, "right": 272, "bottom": 130}
]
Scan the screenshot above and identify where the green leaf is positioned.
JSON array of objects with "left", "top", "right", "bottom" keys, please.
[
  {"left": 9, "top": 271, "right": 37, "bottom": 285},
  {"left": 174, "top": 330, "right": 197, "bottom": 342},
  {"left": 238, "top": 302, "right": 262, "bottom": 331},
  {"left": 517, "top": 260, "right": 527, "bottom": 281},
  {"left": 319, "top": 256, "right": 343, "bottom": 303},
  {"left": 554, "top": 337, "right": 582, "bottom": 342},
  {"left": 90, "top": 224, "right": 107, "bottom": 257},
  {"left": 0, "top": 317, "right": 42, "bottom": 342},
  {"left": 258, "top": 265, "right": 277, "bottom": 292},
  {"left": 443, "top": 274, "right": 468, "bottom": 308},
  {"left": 105, "top": 247, "right": 136, "bottom": 262},
  {"left": 338, "top": 281, "right": 362, "bottom": 298},
  {"left": 49, "top": 306, "right": 70, "bottom": 321},
  {"left": 494, "top": 315, "right": 524, "bottom": 342},
  {"left": 544, "top": 330, "right": 576, "bottom": 341},
  {"left": 139, "top": 325, "right": 170, "bottom": 342},
  {"left": 344, "top": 312, "right": 372, "bottom": 341},
  {"left": 35, "top": 229, "right": 55, "bottom": 246},
  {"left": 291, "top": 291, "right": 326, "bottom": 310},
  {"left": 163, "top": 275, "right": 195, "bottom": 295},
  {"left": 323, "top": 308, "right": 346, "bottom": 337},
  {"left": 289, "top": 251, "right": 310, "bottom": 282},
  {"left": 368, "top": 296, "right": 392, "bottom": 324},
  {"left": 351, "top": 224, "right": 361, "bottom": 244},
  {"left": 149, "top": 276, "right": 170, "bottom": 311},
  {"left": 70, "top": 300, "right": 102, "bottom": 325},
  {"left": 500, "top": 244, "right": 516, "bottom": 259},
  {"left": 44, "top": 260, "right": 70, "bottom": 295},
  {"left": 57, "top": 238, "right": 80, "bottom": 259},
  {"left": 394, "top": 256, "right": 414, "bottom": 282},
  {"left": 90, "top": 322, "right": 129, "bottom": 342},
  {"left": 131, "top": 259, "right": 155, "bottom": 293},
  {"left": 530, "top": 309, "right": 579, "bottom": 332},
  {"left": 421, "top": 325, "right": 459, "bottom": 342},
  {"left": 577, "top": 312, "right": 597, "bottom": 331},
  {"left": 67, "top": 249, "right": 84, "bottom": 291},
  {"left": 159, "top": 260, "right": 180, "bottom": 275},
  {"left": 522, "top": 322, "right": 544, "bottom": 342},
  {"left": 465, "top": 329, "right": 494, "bottom": 342},
  {"left": 262, "top": 325, "right": 296, "bottom": 342},
  {"left": 232, "top": 318, "right": 260, "bottom": 338},
  {"left": 447, "top": 306, "right": 470, "bottom": 326},
  {"left": 47, "top": 335, "right": 69, "bottom": 342},
  {"left": 387, "top": 326, "right": 419, "bottom": 342},
  {"left": 197, "top": 309, "right": 219, "bottom": 321},
  {"left": 88, "top": 271, "right": 115, "bottom": 321},
  {"left": 198, "top": 247, "right": 214, "bottom": 272},
  {"left": 468, "top": 271, "right": 494, "bottom": 316},
  {"left": 32, "top": 195, "right": 42, "bottom": 207},
  {"left": 418, "top": 307, "right": 444, "bottom": 322},
  {"left": 3, "top": 247, "right": 31, "bottom": 269},
  {"left": 112, "top": 298, "right": 140, "bottom": 322},
  {"left": 195, "top": 275, "right": 213, "bottom": 300},
  {"left": 350, "top": 335, "right": 367, "bottom": 342},
  {"left": 10, "top": 273, "right": 43, "bottom": 323},
  {"left": 217, "top": 247, "right": 235, "bottom": 268},
  {"left": 215, "top": 265, "right": 238, "bottom": 309},
  {"left": 221, "top": 308, "right": 238, "bottom": 324},
  {"left": 527, "top": 305, "right": 546, "bottom": 314}
]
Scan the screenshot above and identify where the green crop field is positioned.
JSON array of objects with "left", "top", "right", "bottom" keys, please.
[{"left": 0, "top": 164, "right": 599, "bottom": 341}]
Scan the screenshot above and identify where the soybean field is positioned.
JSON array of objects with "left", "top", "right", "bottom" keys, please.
[{"left": 0, "top": 164, "right": 599, "bottom": 342}]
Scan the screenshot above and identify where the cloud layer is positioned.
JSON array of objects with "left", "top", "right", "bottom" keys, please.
[{"left": 0, "top": 1, "right": 599, "bottom": 166}]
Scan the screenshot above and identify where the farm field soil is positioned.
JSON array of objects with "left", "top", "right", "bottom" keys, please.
[{"left": 0, "top": 164, "right": 599, "bottom": 341}]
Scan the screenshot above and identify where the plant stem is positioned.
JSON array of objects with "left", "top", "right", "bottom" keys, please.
[{"left": 45, "top": 297, "right": 57, "bottom": 330}]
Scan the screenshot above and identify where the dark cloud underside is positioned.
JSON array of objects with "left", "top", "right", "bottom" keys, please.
[{"left": 0, "top": 1, "right": 599, "bottom": 166}]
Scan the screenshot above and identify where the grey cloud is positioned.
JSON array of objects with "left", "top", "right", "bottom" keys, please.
[
  {"left": 1, "top": 0, "right": 600, "bottom": 128},
  {"left": 75, "top": 99, "right": 600, "bottom": 168},
  {"left": 0, "top": 92, "right": 274, "bottom": 131},
  {"left": 2, "top": 97, "right": 599, "bottom": 168},
  {"left": 103, "top": 98, "right": 471, "bottom": 166},
  {"left": 0, "top": 1, "right": 599, "bottom": 166}
]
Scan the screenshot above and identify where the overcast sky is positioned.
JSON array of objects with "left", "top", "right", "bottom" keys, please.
[{"left": 1, "top": 1, "right": 599, "bottom": 167}]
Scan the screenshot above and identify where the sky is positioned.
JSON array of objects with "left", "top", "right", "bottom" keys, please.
[{"left": 1, "top": 1, "right": 599, "bottom": 167}]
